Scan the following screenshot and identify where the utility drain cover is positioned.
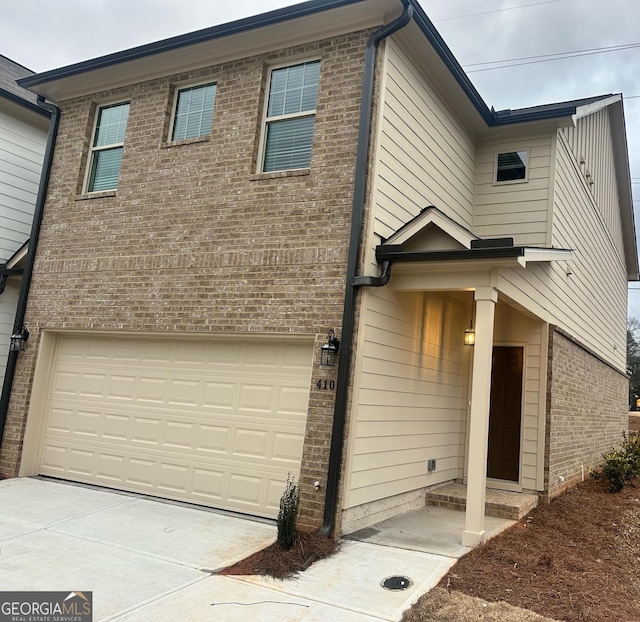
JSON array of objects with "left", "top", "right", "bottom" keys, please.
[{"left": 381, "top": 575, "right": 413, "bottom": 591}]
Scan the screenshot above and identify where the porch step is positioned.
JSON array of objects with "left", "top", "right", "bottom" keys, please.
[{"left": 425, "top": 483, "right": 538, "bottom": 520}]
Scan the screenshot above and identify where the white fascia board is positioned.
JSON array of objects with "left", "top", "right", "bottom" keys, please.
[
  {"left": 517, "top": 247, "right": 573, "bottom": 267},
  {"left": 572, "top": 95, "right": 622, "bottom": 123}
]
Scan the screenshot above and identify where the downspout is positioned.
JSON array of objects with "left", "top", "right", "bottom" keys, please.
[
  {"left": 320, "top": 0, "right": 413, "bottom": 536},
  {"left": 0, "top": 97, "right": 59, "bottom": 451}
]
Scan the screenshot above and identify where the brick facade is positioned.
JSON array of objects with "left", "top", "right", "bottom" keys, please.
[
  {"left": 0, "top": 29, "right": 375, "bottom": 529},
  {"left": 544, "top": 327, "right": 629, "bottom": 500}
]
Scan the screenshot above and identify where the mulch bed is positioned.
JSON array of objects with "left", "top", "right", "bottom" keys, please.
[
  {"left": 436, "top": 477, "right": 640, "bottom": 622},
  {"left": 218, "top": 530, "right": 338, "bottom": 580}
]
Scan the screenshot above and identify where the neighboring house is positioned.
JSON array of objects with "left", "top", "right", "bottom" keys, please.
[
  {"left": 2, "top": 0, "right": 636, "bottom": 545},
  {"left": 0, "top": 56, "right": 49, "bottom": 403}
]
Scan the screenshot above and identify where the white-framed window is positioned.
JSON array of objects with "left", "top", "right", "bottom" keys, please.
[
  {"left": 260, "top": 59, "right": 321, "bottom": 172},
  {"left": 495, "top": 150, "right": 529, "bottom": 183},
  {"left": 170, "top": 82, "right": 217, "bottom": 141},
  {"left": 86, "top": 101, "right": 130, "bottom": 193}
]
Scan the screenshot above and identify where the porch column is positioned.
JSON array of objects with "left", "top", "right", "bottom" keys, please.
[{"left": 462, "top": 287, "right": 497, "bottom": 547}]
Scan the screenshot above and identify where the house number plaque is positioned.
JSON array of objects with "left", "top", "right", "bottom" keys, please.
[{"left": 316, "top": 380, "right": 336, "bottom": 390}]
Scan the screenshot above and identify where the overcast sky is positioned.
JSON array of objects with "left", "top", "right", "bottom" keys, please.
[{"left": 3, "top": 0, "right": 640, "bottom": 316}]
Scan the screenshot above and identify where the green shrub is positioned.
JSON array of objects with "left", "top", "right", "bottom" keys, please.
[
  {"left": 277, "top": 473, "right": 299, "bottom": 550},
  {"left": 592, "top": 432, "right": 640, "bottom": 492}
]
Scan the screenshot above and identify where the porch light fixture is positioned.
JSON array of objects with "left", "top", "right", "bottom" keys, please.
[
  {"left": 10, "top": 325, "right": 29, "bottom": 352},
  {"left": 320, "top": 329, "right": 340, "bottom": 366},
  {"left": 464, "top": 300, "right": 475, "bottom": 346}
]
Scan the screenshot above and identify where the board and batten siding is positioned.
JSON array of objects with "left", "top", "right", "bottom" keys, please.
[
  {"left": 475, "top": 137, "right": 553, "bottom": 246},
  {"left": 0, "top": 107, "right": 47, "bottom": 261},
  {"left": 561, "top": 108, "right": 624, "bottom": 259},
  {"left": 343, "top": 289, "right": 470, "bottom": 509},
  {"left": 367, "top": 38, "right": 476, "bottom": 260},
  {"left": 497, "top": 129, "right": 627, "bottom": 371}
]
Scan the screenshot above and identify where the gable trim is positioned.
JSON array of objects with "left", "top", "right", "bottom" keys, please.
[{"left": 384, "top": 205, "right": 478, "bottom": 248}]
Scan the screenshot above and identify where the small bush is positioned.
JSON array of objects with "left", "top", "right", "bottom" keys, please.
[
  {"left": 277, "top": 473, "right": 299, "bottom": 550},
  {"left": 592, "top": 432, "right": 640, "bottom": 492}
]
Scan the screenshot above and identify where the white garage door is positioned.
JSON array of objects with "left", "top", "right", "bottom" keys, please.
[{"left": 38, "top": 334, "right": 313, "bottom": 518}]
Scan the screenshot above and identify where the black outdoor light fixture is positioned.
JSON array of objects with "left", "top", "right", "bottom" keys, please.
[
  {"left": 320, "top": 329, "right": 340, "bottom": 366},
  {"left": 10, "top": 325, "right": 29, "bottom": 352}
]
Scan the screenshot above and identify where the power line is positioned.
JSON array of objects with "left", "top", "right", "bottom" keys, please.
[
  {"left": 464, "top": 42, "right": 640, "bottom": 73},
  {"left": 435, "top": 0, "right": 560, "bottom": 23}
]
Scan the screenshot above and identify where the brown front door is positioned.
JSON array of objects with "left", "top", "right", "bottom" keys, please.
[{"left": 487, "top": 346, "right": 523, "bottom": 481}]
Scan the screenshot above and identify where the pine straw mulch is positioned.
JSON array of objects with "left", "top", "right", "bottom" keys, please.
[
  {"left": 218, "top": 530, "right": 339, "bottom": 580},
  {"left": 407, "top": 477, "right": 640, "bottom": 622}
]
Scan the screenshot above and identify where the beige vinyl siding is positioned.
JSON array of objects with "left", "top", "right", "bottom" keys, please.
[
  {"left": 475, "top": 138, "right": 552, "bottom": 246},
  {"left": 0, "top": 108, "right": 47, "bottom": 260},
  {"left": 562, "top": 108, "right": 623, "bottom": 259},
  {"left": 497, "top": 131, "right": 627, "bottom": 370},
  {"left": 371, "top": 39, "right": 476, "bottom": 247},
  {"left": 344, "top": 288, "right": 470, "bottom": 508}
]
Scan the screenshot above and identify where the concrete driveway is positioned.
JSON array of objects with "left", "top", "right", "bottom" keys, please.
[{"left": 0, "top": 477, "right": 458, "bottom": 621}]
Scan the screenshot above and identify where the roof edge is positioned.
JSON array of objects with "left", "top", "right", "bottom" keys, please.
[
  {"left": 0, "top": 87, "right": 50, "bottom": 118},
  {"left": 17, "top": 0, "right": 367, "bottom": 90}
]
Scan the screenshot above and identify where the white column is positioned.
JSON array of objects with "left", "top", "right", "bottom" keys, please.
[{"left": 462, "top": 287, "right": 497, "bottom": 547}]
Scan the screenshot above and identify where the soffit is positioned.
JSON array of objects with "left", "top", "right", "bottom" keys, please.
[{"left": 20, "top": 0, "right": 393, "bottom": 102}]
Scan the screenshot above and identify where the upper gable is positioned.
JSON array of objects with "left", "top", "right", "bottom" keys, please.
[{"left": 561, "top": 103, "right": 624, "bottom": 261}]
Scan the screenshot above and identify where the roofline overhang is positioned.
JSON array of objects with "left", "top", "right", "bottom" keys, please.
[
  {"left": 609, "top": 98, "right": 639, "bottom": 281},
  {"left": 376, "top": 244, "right": 574, "bottom": 267},
  {"left": 17, "top": 0, "right": 382, "bottom": 99},
  {"left": 0, "top": 87, "right": 50, "bottom": 118},
  {"left": 6, "top": 240, "right": 29, "bottom": 269},
  {"left": 16, "top": 0, "right": 605, "bottom": 131}
]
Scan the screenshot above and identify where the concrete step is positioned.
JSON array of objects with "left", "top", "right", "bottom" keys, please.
[{"left": 425, "top": 483, "right": 538, "bottom": 520}]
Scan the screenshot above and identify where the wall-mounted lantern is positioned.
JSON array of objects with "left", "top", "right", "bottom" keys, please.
[
  {"left": 10, "top": 325, "right": 29, "bottom": 352},
  {"left": 464, "top": 299, "right": 475, "bottom": 346},
  {"left": 320, "top": 329, "right": 340, "bottom": 366}
]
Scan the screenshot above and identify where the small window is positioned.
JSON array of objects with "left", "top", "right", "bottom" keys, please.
[
  {"left": 171, "top": 82, "right": 217, "bottom": 141},
  {"left": 496, "top": 150, "right": 528, "bottom": 183},
  {"left": 261, "top": 60, "right": 321, "bottom": 172},
  {"left": 86, "top": 101, "right": 130, "bottom": 193}
]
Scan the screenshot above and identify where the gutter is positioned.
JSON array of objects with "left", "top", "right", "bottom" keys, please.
[
  {"left": 0, "top": 96, "right": 59, "bottom": 452},
  {"left": 0, "top": 87, "right": 51, "bottom": 118},
  {"left": 320, "top": 0, "right": 413, "bottom": 537}
]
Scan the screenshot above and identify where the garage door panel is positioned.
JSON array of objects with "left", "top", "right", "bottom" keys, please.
[
  {"left": 38, "top": 335, "right": 312, "bottom": 518},
  {"left": 75, "top": 410, "right": 100, "bottom": 436}
]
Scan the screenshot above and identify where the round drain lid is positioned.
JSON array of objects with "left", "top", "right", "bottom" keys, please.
[{"left": 381, "top": 575, "right": 413, "bottom": 591}]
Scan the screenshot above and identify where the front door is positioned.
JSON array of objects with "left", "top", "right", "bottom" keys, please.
[{"left": 487, "top": 346, "right": 523, "bottom": 481}]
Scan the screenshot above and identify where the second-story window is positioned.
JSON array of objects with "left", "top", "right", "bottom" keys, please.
[
  {"left": 496, "top": 150, "right": 528, "bottom": 183},
  {"left": 261, "top": 60, "right": 320, "bottom": 172},
  {"left": 86, "top": 101, "right": 130, "bottom": 193},
  {"left": 171, "top": 82, "right": 217, "bottom": 141}
]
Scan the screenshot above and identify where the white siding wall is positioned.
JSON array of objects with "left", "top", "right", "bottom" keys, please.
[
  {"left": 369, "top": 39, "right": 476, "bottom": 253},
  {"left": 475, "top": 137, "right": 553, "bottom": 246},
  {"left": 344, "top": 288, "right": 470, "bottom": 508},
  {"left": 562, "top": 108, "right": 624, "bottom": 259},
  {"left": 498, "top": 128, "right": 627, "bottom": 370},
  {"left": 0, "top": 107, "right": 46, "bottom": 261}
]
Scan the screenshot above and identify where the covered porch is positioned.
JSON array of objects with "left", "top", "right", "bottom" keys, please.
[{"left": 341, "top": 209, "right": 571, "bottom": 545}]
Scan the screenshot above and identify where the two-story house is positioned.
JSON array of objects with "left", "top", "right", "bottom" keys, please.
[
  {"left": 3, "top": 0, "right": 636, "bottom": 546},
  {"left": 0, "top": 55, "right": 49, "bottom": 450}
]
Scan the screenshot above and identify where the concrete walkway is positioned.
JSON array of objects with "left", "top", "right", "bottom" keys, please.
[{"left": 0, "top": 478, "right": 512, "bottom": 621}]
